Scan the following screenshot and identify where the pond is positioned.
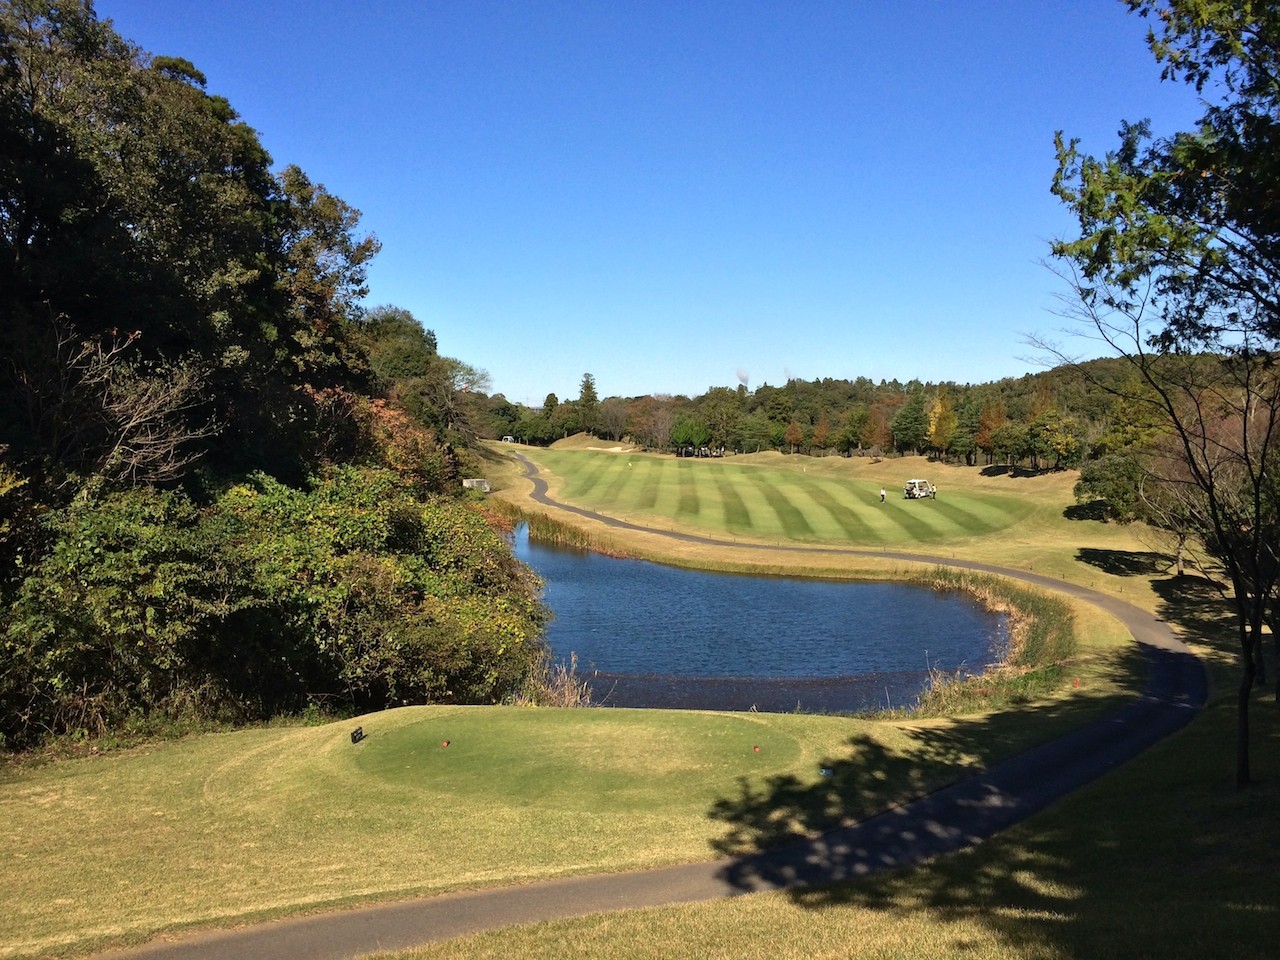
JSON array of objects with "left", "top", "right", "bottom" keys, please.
[{"left": 512, "top": 526, "right": 1008, "bottom": 714}]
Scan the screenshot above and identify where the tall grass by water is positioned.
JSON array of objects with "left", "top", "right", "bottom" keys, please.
[{"left": 907, "top": 568, "right": 1077, "bottom": 716}]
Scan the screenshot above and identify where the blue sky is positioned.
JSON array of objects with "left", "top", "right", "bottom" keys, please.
[{"left": 96, "top": 0, "right": 1205, "bottom": 407}]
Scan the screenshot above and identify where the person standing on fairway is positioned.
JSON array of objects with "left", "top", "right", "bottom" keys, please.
[{"left": 880, "top": 487, "right": 886, "bottom": 503}]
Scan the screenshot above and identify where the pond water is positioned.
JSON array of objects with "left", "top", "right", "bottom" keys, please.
[{"left": 512, "top": 526, "right": 1007, "bottom": 714}]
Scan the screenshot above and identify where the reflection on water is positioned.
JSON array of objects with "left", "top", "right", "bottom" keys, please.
[{"left": 513, "top": 525, "right": 1006, "bottom": 713}]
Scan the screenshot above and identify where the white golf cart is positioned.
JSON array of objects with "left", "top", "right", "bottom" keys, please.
[{"left": 903, "top": 479, "right": 935, "bottom": 499}]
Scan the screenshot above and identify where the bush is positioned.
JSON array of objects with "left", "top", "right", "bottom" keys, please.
[{"left": 0, "top": 468, "right": 549, "bottom": 748}]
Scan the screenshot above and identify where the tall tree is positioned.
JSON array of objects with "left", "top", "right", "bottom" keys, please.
[
  {"left": 577, "top": 373, "right": 599, "bottom": 436},
  {"left": 0, "top": 1, "right": 378, "bottom": 487},
  {"left": 700, "top": 387, "right": 742, "bottom": 452},
  {"left": 927, "top": 390, "right": 958, "bottom": 460},
  {"left": 890, "top": 390, "right": 928, "bottom": 454},
  {"left": 1052, "top": 0, "right": 1280, "bottom": 785},
  {"left": 597, "top": 397, "right": 629, "bottom": 442}
]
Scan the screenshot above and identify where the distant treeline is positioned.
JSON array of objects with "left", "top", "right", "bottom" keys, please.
[{"left": 472, "top": 360, "right": 1138, "bottom": 470}]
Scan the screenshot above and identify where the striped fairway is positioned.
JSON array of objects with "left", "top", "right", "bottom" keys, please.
[{"left": 525, "top": 449, "right": 1034, "bottom": 546}]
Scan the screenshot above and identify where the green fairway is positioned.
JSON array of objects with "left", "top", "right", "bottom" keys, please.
[{"left": 522, "top": 448, "right": 1038, "bottom": 546}]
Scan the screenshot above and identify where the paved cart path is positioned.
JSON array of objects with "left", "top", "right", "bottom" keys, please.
[{"left": 92, "top": 457, "right": 1206, "bottom": 960}]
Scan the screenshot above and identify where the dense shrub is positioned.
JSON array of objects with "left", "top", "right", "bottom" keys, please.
[{"left": 0, "top": 468, "right": 547, "bottom": 748}]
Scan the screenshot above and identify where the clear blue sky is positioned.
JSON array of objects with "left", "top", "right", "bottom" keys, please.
[{"left": 96, "top": 0, "right": 1204, "bottom": 407}]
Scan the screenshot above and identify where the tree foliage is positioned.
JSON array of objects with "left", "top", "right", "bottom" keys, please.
[
  {"left": 0, "top": 2, "right": 548, "bottom": 748},
  {"left": 1, "top": 469, "right": 545, "bottom": 745},
  {"left": 1052, "top": 0, "right": 1280, "bottom": 785}
]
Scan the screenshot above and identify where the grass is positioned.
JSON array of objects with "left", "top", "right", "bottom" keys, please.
[
  {"left": 4, "top": 441, "right": 1277, "bottom": 958},
  {"left": 378, "top": 683, "right": 1280, "bottom": 960},
  {"left": 521, "top": 447, "right": 1039, "bottom": 548},
  {"left": 0, "top": 689, "right": 1136, "bottom": 959}
]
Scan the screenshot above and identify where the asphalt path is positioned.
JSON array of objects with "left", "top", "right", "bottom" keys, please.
[{"left": 93, "top": 455, "right": 1206, "bottom": 960}]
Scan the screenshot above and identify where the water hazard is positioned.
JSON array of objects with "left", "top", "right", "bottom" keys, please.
[{"left": 512, "top": 526, "right": 1007, "bottom": 713}]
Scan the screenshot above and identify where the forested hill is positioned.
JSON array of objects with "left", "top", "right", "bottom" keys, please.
[
  {"left": 0, "top": 1, "right": 546, "bottom": 750},
  {"left": 477, "top": 360, "right": 1139, "bottom": 471}
]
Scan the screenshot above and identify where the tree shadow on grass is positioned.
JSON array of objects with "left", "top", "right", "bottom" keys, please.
[
  {"left": 709, "top": 646, "right": 1144, "bottom": 871},
  {"left": 1063, "top": 499, "right": 1108, "bottom": 521},
  {"left": 703, "top": 629, "right": 1280, "bottom": 958},
  {"left": 1075, "top": 546, "right": 1172, "bottom": 577},
  {"left": 980, "top": 464, "right": 1045, "bottom": 478},
  {"left": 1151, "top": 574, "right": 1232, "bottom": 642}
]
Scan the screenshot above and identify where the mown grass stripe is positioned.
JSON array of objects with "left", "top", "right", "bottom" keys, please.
[
  {"left": 633, "top": 457, "right": 661, "bottom": 511},
  {"left": 596, "top": 457, "right": 638, "bottom": 509},
  {"left": 877, "top": 497, "right": 946, "bottom": 541},
  {"left": 711, "top": 464, "right": 753, "bottom": 534},
  {"left": 796, "top": 479, "right": 869, "bottom": 541},
  {"left": 923, "top": 496, "right": 1007, "bottom": 535},
  {"left": 565, "top": 454, "right": 612, "bottom": 500},
  {"left": 651, "top": 460, "right": 685, "bottom": 519},
  {"left": 745, "top": 472, "right": 816, "bottom": 539},
  {"left": 674, "top": 459, "right": 702, "bottom": 520}
]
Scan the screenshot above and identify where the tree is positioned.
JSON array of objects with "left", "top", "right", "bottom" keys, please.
[
  {"left": 397, "top": 355, "right": 491, "bottom": 444},
  {"left": 1051, "top": 0, "right": 1280, "bottom": 785},
  {"left": 974, "top": 399, "right": 1007, "bottom": 465},
  {"left": 837, "top": 405, "right": 870, "bottom": 456},
  {"left": 0, "top": 1, "right": 378, "bottom": 487},
  {"left": 597, "top": 397, "right": 629, "bottom": 442},
  {"left": 577, "top": 374, "right": 599, "bottom": 436},
  {"left": 890, "top": 390, "right": 928, "bottom": 454},
  {"left": 627, "top": 395, "right": 675, "bottom": 450},
  {"left": 1075, "top": 447, "right": 1195, "bottom": 576},
  {"left": 783, "top": 419, "right": 806, "bottom": 454},
  {"left": 360, "top": 306, "right": 438, "bottom": 383},
  {"left": 671, "top": 415, "right": 710, "bottom": 454},
  {"left": 811, "top": 412, "right": 833, "bottom": 454},
  {"left": 700, "top": 387, "right": 742, "bottom": 452},
  {"left": 927, "top": 391, "right": 958, "bottom": 460},
  {"left": 953, "top": 392, "right": 984, "bottom": 465},
  {"left": 990, "top": 421, "right": 1030, "bottom": 467},
  {"left": 861, "top": 402, "right": 895, "bottom": 452}
]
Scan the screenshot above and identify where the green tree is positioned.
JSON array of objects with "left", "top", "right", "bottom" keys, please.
[
  {"left": 672, "top": 415, "right": 711, "bottom": 454},
  {"left": 0, "top": 1, "right": 378, "bottom": 488},
  {"left": 836, "top": 405, "right": 870, "bottom": 455},
  {"left": 1052, "top": 0, "right": 1280, "bottom": 784},
  {"left": 360, "top": 306, "right": 438, "bottom": 383},
  {"left": 577, "top": 374, "right": 599, "bottom": 436},
  {"left": 990, "top": 421, "right": 1029, "bottom": 467},
  {"left": 890, "top": 391, "right": 928, "bottom": 454},
  {"left": 700, "top": 387, "right": 742, "bottom": 452}
]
